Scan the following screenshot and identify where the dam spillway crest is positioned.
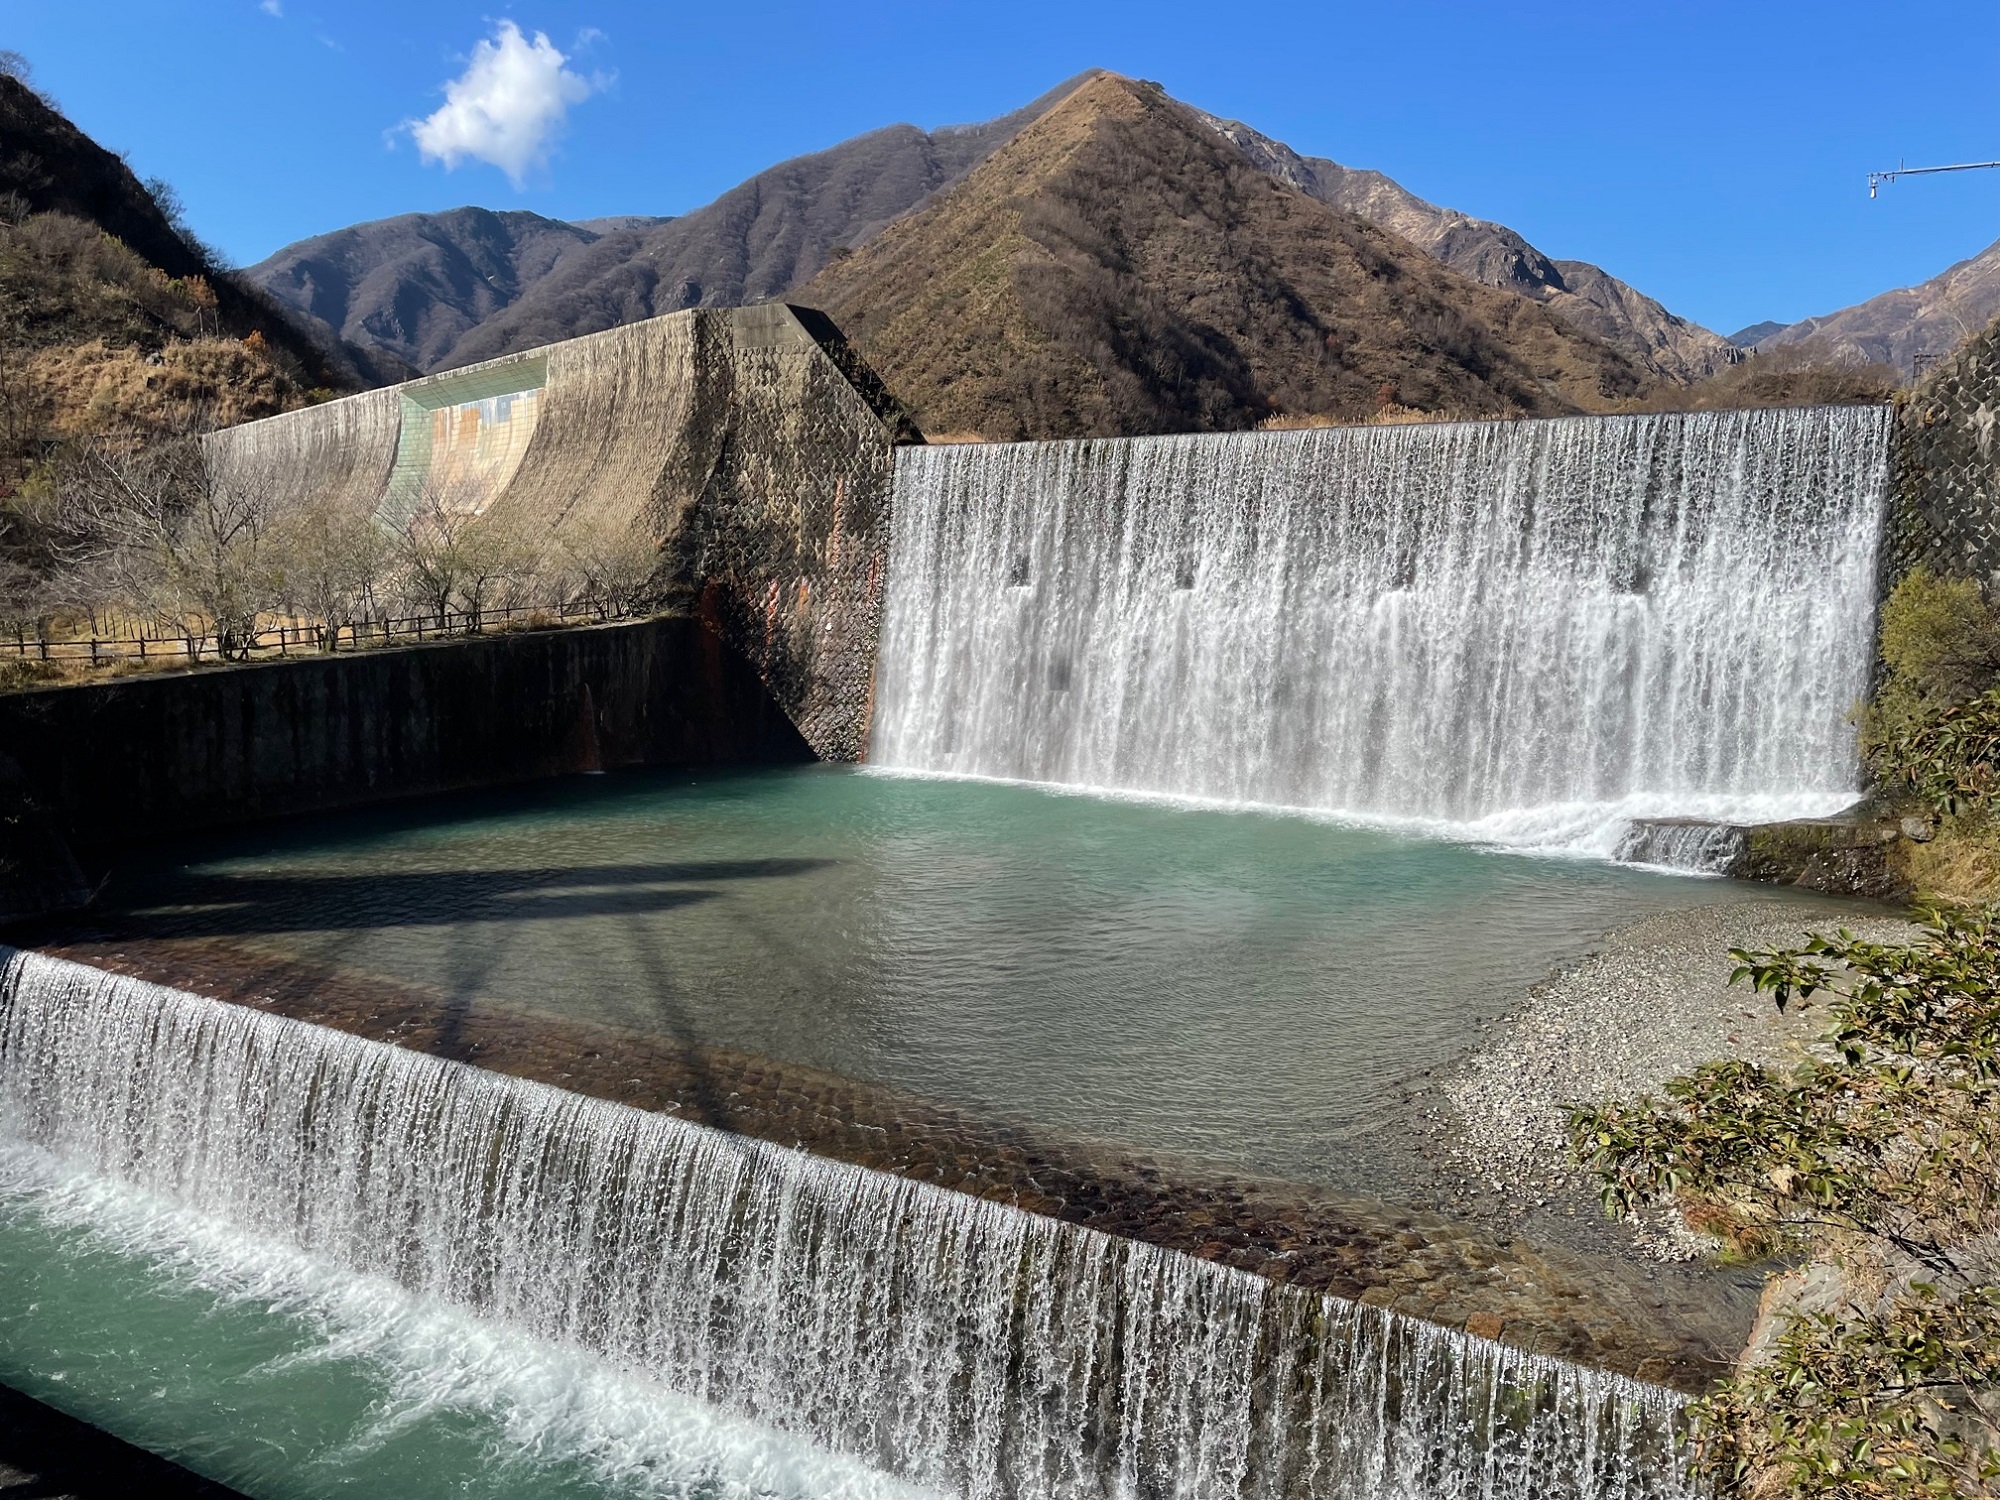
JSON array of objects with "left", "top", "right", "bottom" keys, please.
[{"left": 872, "top": 407, "right": 1891, "bottom": 847}]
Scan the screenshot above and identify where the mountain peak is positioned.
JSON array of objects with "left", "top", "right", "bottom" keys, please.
[{"left": 795, "top": 72, "right": 1654, "bottom": 439}]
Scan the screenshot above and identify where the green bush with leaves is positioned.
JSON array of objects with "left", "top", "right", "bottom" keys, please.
[
  {"left": 1876, "top": 690, "right": 2000, "bottom": 819},
  {"left": 1869, "top": 571, "right": 2000, "bottom": 735},
  {"left": 1571, "top": 913, "right": 2000, "bottom": 1498}
]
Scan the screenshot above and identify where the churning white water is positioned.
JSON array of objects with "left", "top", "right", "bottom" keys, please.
[
  {"left": 0, "top": 949, "right": 1693, "bottom": 1500},
  {"left": 870, "top": 409, "right": 1890, "bottom": 849}
]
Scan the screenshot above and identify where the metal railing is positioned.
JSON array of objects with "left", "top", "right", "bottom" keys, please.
[{"left": 6, "top": 599, "right": 636, "bottom": 668}]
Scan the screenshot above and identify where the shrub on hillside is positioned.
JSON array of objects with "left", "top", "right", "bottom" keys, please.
[{"left": 1632, "top": 338, "right": 1897, "bottom": 414}]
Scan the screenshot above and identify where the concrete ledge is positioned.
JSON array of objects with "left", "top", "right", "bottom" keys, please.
[
  {"left": 1738, "top": 816, "right": 1911, "bottom": 901},
  {"left": 0, "top": 616, "right": 811, "bottom": 870}
]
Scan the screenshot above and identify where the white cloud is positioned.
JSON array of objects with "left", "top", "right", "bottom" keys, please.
[
  {"left": 259, "top": 0, "right": 282, "bottom": 15},
  {"left": 408, "top": 21, "right": 601, "bottom": 189}
]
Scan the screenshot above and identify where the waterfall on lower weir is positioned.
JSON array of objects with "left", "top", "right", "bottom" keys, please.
[
  {"left": 0, "top": 949, "right": 1692, "bottom": 1500},
  {"left": 870, "top": 408, "right": 1891, "bottom": 847}
]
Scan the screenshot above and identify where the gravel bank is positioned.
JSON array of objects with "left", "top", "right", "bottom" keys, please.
[{"left": 1422, "top": 901, "right": 1918, "bottom": 1258}]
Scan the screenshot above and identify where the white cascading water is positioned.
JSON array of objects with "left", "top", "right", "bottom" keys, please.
[
  {"left": 1611, "top": 821, "right": 1750, "bottom": 875},
  {"left": 0, "top": 949, "right": 1692, "bottom": 1500},
  {"left": 870, "top": 408, "right": 1891, "bottom": 849}
]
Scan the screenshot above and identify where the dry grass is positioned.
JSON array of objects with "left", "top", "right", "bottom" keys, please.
[
  {"left": 1895, "top": 819, "right": 2000, "bottom": 906},
  {"left": 1366, "top": 403, "right": 1458, "bottom": 426},
  {"left": 31, "top": 337, "right": 297, "bottom": 438},
  {"left": 1256, "top": 404, "right": 1460, "bottom": 432}
]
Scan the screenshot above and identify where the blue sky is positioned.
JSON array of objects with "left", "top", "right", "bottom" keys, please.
[{"left": 9, "top": 1, "right": 1999, "bottom": 337}]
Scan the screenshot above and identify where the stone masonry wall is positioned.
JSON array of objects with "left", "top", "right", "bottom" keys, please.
[
  {"left": 1888, "top": 309, "right": 2000, "bottom": 587},
  {"left": 0, "top": 617, "right": 809, "bottom": 866}
]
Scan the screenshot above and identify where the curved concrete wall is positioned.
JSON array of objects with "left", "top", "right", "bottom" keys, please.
[
  {"left": 208, "top": 385, "right": 402, "bottom": 524},
  {"left": 205, "top": 306, "right": 915, "bottom": 761}
]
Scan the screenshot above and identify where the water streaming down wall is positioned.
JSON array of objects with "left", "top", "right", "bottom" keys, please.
[
  {"left": 871, "top": 409, "right": 1891, "bottom": 845},
  {"left": 1611, "top": 820, "right": 1749, "bottom": 875},
  {"left": 0, "top": 950, "right": 1691, "bottom": 1500}
]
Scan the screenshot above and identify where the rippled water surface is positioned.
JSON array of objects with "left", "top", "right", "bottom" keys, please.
[{"left": 96, "top": 764, "right": 1853, "bottom": 1189}]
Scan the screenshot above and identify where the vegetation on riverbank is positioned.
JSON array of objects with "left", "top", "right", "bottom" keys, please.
[
  {"left": 1861, "top": 569, "right": 2000, "bottom": 905},
  {"left": 1571, "top": 913, "right": 2000, "bottom": 1498}
]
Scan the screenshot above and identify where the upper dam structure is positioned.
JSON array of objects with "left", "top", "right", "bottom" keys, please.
[{"left": 206, "top": 303, "right": 918, "bottom": 761}]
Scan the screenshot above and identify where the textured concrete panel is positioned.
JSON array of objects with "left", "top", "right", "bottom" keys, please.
[
  {"left": 1888, "top": 310, "right": 2000, "bottom": 588},
  {"left": 205, "top": 306, "right": 915, "bottom": 761}
]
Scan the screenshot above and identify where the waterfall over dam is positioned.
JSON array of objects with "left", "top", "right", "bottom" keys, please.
[
  {"left": 0, "top": 948, "right": 1693, "bottom": 1500},
  {"left": 871, "top": 407, "right": 1891, "bottom": 847}
]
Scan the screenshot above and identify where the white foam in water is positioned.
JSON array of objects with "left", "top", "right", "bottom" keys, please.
[
  {"left": 0, "top": 1139, "right": 929, "bottom": 1500},
  {"left": 0, "top": 949, "right": 1697, "bottom": 1500},
  {"left": 870, "top": 410, "right": 1890, "bottom": 854}
]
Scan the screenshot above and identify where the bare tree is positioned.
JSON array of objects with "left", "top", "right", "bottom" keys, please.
[
  {"left": 450, "top": 510, "right": 536, "bottom": 630},
  {"left": 391, "top": 477, "right": 468, "bottom": 631},
  {"left": 269, "top": 495, "right": 390, "bottom": 650},
  {"left": 553, "top": 511, "right": 658, "bottom": 620},
  {"left": 56, "top": 433, "right": 278, "bottom": 659},
  {"left": 391, "top": 477, "right": 535, "bottom": 632}
]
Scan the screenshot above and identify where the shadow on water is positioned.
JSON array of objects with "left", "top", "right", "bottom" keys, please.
[
  {"left": 103, "top": 860, "right": 836, "bottom": 935},
  {"left": 84, "top": 856, "right": 839, "bottom": 1142}
]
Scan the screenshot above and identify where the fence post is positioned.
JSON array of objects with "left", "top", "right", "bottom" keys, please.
[{"left": 138, "top": 636, "right": 147, "bottom": 660}]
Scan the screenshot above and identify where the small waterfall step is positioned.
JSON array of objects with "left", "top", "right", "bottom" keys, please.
[
  {"left": 0, "top": 948, "right": 1697, "bottom": 1500},
  {"left": 1613, "top": 819, "right": 1750, "bottom": 875}
]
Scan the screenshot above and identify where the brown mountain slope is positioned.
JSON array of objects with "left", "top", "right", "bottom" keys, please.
[
  {"left": 437, "top": 74, "right": 1097, "bottom": 371},
  {"left": 794, "top": 75, "right": 1656, "bottom": 440},
  {"left": 1756, "top": 232, "right": 2000, "bottom": 376},
  {"left": 1193, "top": 110, "right": 1734, "bottom": 384},
  {"left": 0, "top": 70, "right": 377, "bottom": 388}
]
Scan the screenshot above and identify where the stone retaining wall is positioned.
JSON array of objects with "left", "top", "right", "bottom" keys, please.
[
  {"left": 0, "top": 617, "right": 808, "bottom": 868},
  {"left": 1889, "top": 310, "right": 2000, "bottom": 587}
]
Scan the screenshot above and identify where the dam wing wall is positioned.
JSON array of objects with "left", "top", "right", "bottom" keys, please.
[
  {"left": 205, "top": 304, "right": 916, "bottom": 762},
  {"left": 1891, "top": 308, "right": 2000, "bottom": 588}
]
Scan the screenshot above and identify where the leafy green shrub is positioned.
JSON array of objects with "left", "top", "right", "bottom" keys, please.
[
  {"left": 1878, "top": 691, "right": 2000, "bottom": 818},
  {"left": 1697, "top": 1286, "right": 2000, "bottom": 1498},
  {"left": 1866, "top": 570, "right": 2000, "bottom": 752},
  {"left": 1571, "top": 913, "right": 2000, "bottom": 1497}
]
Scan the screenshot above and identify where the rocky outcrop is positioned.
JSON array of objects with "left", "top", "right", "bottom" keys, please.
[
  {"left": 1758, "top": 233, "right": 2000, "bottom": 377},
  {"left": 1193, "top": 109, "right": 1736, "bottom": 385},
  {"left": 1738, "top": 816, "right": 1915, "bottom": 901}
]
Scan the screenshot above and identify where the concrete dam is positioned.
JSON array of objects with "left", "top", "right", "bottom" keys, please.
[
  {"left": 205, "top": 301, "right": 916, "bottom": 763},
  {"left": 5, "top": 308, "right": 1992, "bottom": 1498}
]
